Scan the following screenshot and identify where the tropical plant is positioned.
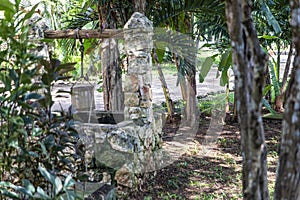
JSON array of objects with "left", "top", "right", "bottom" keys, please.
[{"left": 254, "top": 0, "right": 291, "bottom": 112}]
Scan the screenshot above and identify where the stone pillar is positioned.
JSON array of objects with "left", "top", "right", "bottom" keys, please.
[{"left": 123, "top": 12, "right": 153, "bottom": 126}]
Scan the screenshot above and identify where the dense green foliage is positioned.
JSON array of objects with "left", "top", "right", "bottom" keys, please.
[{"left": 0, "top": 1, "right": 82, "bottom": 199}]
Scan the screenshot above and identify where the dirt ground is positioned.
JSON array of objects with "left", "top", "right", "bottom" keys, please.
[{"left": 127, "top": 114, "right": 282, "bottom": 200}]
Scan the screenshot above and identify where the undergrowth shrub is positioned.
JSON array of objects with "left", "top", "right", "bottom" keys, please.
[{"left": 0, "top": 1, "right": 82, "bottom": 199}]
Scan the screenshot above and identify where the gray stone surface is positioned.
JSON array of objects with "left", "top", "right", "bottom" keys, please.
[{"left": 123, "top": 12, "right": 153, "bottom": 125}]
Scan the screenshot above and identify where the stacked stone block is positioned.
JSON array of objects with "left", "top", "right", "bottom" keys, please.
[{"left": 123, "top": 12, "right": 153, "bottom": 126}]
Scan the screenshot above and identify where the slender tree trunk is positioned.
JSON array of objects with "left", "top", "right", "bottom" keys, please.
[
  {"left": 134, "top": 0, "right": 146, "bottom": 13},
  {"left": 275, "top": 42, "right": 294, "bottom": 111},
  {"left": 101, "top": 38, "right": 124, "bottom": 111},
  {"left": 153, "top": 50, "right": 175, "bottom": 119},
  {"left": 185, "top": 67, "right": 197, "bottom": 126},
  {"left": 274, "top": 41, "right": 292, "bottom": 112},
  {"left": 100, "top": 5, "right": 124, "bottom": 112},
  {"left": 225, "top": 0, "right": 269, "bottom": 199},
  {"left": 173, "top": 53, "right": 187, "bottom": 101},
  {"left": 265, "top": 66, "right": 272, "bottom": 104},
  {"left": 274, "top": 1, "right": 300, "bottom": 199},
  {"left": 183, "top": 13, "right": 197, "bottom": 127},
  {"left": 276, "top": 41, "right": 281, "bottom": 79}
]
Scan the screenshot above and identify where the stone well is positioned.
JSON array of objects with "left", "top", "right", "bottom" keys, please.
[{"left": 74, "top": 12, "right": 164, "bottom": 197}]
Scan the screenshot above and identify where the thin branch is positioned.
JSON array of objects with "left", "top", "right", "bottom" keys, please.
[{"left": 44, "top": 29, "right": 124, "bottom": 39}]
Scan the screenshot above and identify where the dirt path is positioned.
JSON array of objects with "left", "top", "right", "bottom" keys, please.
[{"left": 127, "top": 117, "right": 281, "bottom": 199}]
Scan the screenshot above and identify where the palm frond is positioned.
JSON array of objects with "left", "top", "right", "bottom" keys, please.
[{"left": 153, "top": 27, "right": 199, "bottom": 76}]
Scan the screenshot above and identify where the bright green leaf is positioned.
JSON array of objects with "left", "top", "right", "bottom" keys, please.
[
  {"left": 64, "top": 175, "right": 76, "bottom": 189},
  {"left": 199, "top": 57, "right": 214, "bottom": 83},
  {"left": 155, "top": 47, "right": 166, "bottom": 63},
  {"left": 0, "top": 0, "right": 14, "bottom": 21},
  {"left": 258, "top": 35, "right": 279, "bottom": 40},
  {"left": 23, "top": 179, "right": 35, "bottom": 194},
  {"left": 259, "top": 0, "right": 282, "bottom": 34},
  {"left": 262, "top": 98, "right": 276, "bottom": 114},
  {"left": 263, "top": 84, "right": 272, "bottom": 96},
  {"left": 38, "top": 166, "right": 55, "bottom": 185},
  {"left": 54, "top": 177, "right": 63, "bottom": 195},
  {"left": 37, "top": 187, "right": 51, "bottom": 199}
]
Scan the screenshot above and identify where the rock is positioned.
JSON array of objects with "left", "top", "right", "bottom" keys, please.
[
  {"left": 115, "top": 164, "right": 137, "bottom": 188},
  {"left": 84, "top": 184, "right": 116, "bottom": 200}
]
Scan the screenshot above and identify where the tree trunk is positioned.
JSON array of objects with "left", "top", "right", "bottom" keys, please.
[
  {"left": 153, "top": 50, "right": 175, "bottom": 120},
  {"left": 183, "top": 13, "right": 197, "bottom": 127},
  {"left": 275, "top": 42, "right": 293, "bottom": 112},
  {"left": 185, "top": 72, "right": 197, "bottom": 126},
  {"left": 99, "top": 4, "right": 124, "bottom": 112},
  {"left": 101, "top": 38, "right": 124, "bottom": 111},
  {"left": 275, "top": 42, "right": 294, "bottom": 111},
  {"left": 225, "top": 0, "right": 269, "bottom": 199},
  {"left": 173, "top": 53, "right": 187, "bottom": 101},
  {"left": 134, "top": 0, "right": 146, "bottom": 13},
  {"left": 274, "top": 1, "right": 300, "bottom": 199}
]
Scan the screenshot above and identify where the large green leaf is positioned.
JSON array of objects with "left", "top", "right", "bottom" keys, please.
[
  {"left": 258, "top": 35, "right": 279, "bottom": 40},
  {"left": 259, "top": 0, "right": 282, "bottom": 34},
  {"left": 218, "top": 49, "right": 232, "bottom": 71},
  {"left": 15, "top": 185, "right": 33, "bottom": 197},
  {"left": 54, "top": 177, "right": 63, "bottom": 196},
  {"left": 154, "top": 44, "right": 166, "bottom": 63},
  {"left": 63, "top": 175, "right": 76, "bottom": 189},
  {"left": 218, "top": 49, "right": 232, "bottom": 86},
  {"left": 38, "top": 166, "right": 55, "bottom": 185},
  {"left": 22, "top": 179, "right": 35, "bottom": 195},
  {"left": 263, "top": 84, "right": 272, "bottom": 96},
  {"left": 16, "top": 3, "right": 40, "bottom": 28},
  {"left": 0, "top": 0, "right": 14, "bottom": 21},
  {"left": 199, "top": 56, "right": 215, "bottom": 83},
  {"left": 36, "top": 187, "right": 51, "bottom": 199},
  {"left": 220, "top": 67, "right": 230, "bottom": 86},
  {"left": 262, "top": 98, "right": 276, "bottom": 114},
  {"left": 0, "top": 181, "right": 19, "bottom": 198},
  {"left": 268, "top": 60, "right": 280, "bottom": 97}
]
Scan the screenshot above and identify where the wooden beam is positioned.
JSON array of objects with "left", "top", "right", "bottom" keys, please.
[{"left": 44, "top": 29, "right": 124, "bottom": 39}]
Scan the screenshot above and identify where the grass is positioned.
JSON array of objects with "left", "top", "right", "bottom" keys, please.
[
  {"left": 152, "top": 63, "right": 178, "bottom": 76},
  {"left": 197, "top": 92, "right": 232, "bottom": 115}
]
